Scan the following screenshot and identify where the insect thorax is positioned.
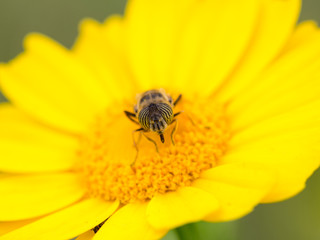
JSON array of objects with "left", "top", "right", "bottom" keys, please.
[{"left": 135, "top": 89, "right": 173, "bottom": 113}]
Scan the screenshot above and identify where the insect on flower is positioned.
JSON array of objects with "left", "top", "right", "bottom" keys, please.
[{"left": 124, "top": 89, "right": 182, "bottom": 155}]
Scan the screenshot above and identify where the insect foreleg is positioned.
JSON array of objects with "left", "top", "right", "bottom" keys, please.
[
  {"left": 131, "top": 127, "right": 144, "bottom": 166},
  {"left": 173, "top": 111, "right": 182, "bottom": 118},
  {"left": 170, "top": 119, "right": 178, "bottom": 145},
  {"left": 173, "top": 94, "right": 182, "bottom": 106},
  {"left": 132, "top": 128, "right": 144, "bottom": 150},
  {"left": 142, "top": 133, "right": 159, "bottom": 153},
  {"left": 174, "top": 111, "right": 195, "bottom": 126},
  {"left": 124, "top": 111, "right": 140, "bottom": 125}
]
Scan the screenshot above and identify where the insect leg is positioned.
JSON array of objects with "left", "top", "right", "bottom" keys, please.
[
  {"left": 131, "top": 127, "right": 144, "bottom": 166},
  {"left": 170, "top": 119, "right": 178, "bottom": 145},
  {"left": 174, "top": 111, "right": 182, "bottom": 118},
  {"left": 142, "top": 133, "right": 159, "bottom": 153},
  {"left": 131, "top": 128, "right": 160, "bottom": 166},
  {"left": 124, "top": 111, "right": 140, "bottom": 125},
  {"left": 132, "top": 128, "right": 144, "bottom": 150},
  {"left": 173, "top": 94, "right": 182, "bottom": 106},
  {"left": 174, "top": 111, "right": 196, "bottom": 126}
]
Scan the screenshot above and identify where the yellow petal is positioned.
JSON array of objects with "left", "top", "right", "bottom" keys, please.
[
  {"left": 281, "top": 21, "right": 319, "bottom": 52},
  {"left": 172, "top": 0, "right": 258, "bottom": 97},
  {"left": 0, "top": 34, "right": 110, "bottom": 133},
  {"left": 0, "top": 199, "right": 119, "bottom": 240},
  {"left": 207, "top": 19, "right": 320, "bottom": 202},
  {"left": 73, "top": 17, "right": 136, "bottom": 103},
  {"left": 125, "top": 0, "right": 194, "bottom": 91},
  {"left": 0, "top": 219, "right": 35, "bottom": 236},
  {"left": 0, "top": 173, "right": 85, "bottom": 221},
  {"left": 94, "top": 203, "right": 166, "bottom": 240},
  {"left": 124, "top": 0, "right": 258, "bottom": 96},
  {"left": 216, "top": 0, "right": 300, "bottom": 101},
  {"left": 228, "top": 30, "right": 320, "bottom": 131},
  {"left": 124, "top": 0, "right": 168, "bottom": 91},
  {"left": 0, "top": 104, "right": 78, "bottom": 173},
  {"left": 222, "top": 124, "right": 320, "bottom": 202},
  {"left": 147, "top": 187, "right": 219, "bottom": 229},
  {"left": 192, "top": 164, "right": 275, "bottom": 221},
  {"left": 231, "top": 100, "right": 320, "bottom": 146},
  {"left": 76, "top": 230, "right": 95, "bottom": 240}
]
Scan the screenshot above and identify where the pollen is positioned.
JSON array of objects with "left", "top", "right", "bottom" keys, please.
[{"left": 77, "top": 98, "right": 230, "bottom": 204}]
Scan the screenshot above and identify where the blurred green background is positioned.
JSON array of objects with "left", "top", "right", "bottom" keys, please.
[{"left": 1, "top": 0, "right": 320, "bottom": 239}]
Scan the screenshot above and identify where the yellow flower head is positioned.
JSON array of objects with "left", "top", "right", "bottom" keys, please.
[{"left": 0, "top": 0, "right": 319, "bottom": 239}]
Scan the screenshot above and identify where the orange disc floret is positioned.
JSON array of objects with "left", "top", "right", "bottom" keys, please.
[{"left": 77, "top": 98, "right": 230, "bottom": 204}]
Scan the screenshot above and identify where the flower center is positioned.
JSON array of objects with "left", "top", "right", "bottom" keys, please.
[{"left": 77, "top": 97, "right": 230, "bottom": 204}]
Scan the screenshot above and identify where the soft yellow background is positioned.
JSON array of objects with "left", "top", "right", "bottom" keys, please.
[{"left": 0, "top": 0, "right": 320, "bottom": 239}]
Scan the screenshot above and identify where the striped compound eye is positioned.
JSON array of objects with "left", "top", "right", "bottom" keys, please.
[
  {"left": 138, "top": 103, "right": 174, "bottom": 132},
  {"left": 138, "top": 107, "right": 150, "bottom": 130},
  {"left": 157, "top": 103, "right": 173, "bottom": 124}
]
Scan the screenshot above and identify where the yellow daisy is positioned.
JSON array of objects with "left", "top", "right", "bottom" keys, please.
[{"left": 0, "top": 0, "right": 319, "bottom": 239}]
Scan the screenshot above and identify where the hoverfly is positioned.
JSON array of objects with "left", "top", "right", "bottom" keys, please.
[{"left": 124, "top": 89, "right": 182, "bottom": 155}]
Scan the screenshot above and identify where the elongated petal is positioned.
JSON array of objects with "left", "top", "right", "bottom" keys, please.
[
  {"left": 0, "top": 34, "right": 110, "bottom": 133},
  {"left": 147, "top": 187, "right": 219, "bottom": 229},
  {"left": 217, "top": 23, "right": 320, "bottom": 202},
  {"left": 0, "top": 173, "right": 85, "bottom": 221},
  {"left": 94, "top": 203, "right": 166, "bottom": 240},
  {"left": 219, "top": 22, "right": 320, "bottom": 203},
  {"left": 0, "top": 219, "right": 35, "bottom": 236},
  {"left": 0, "top": 199, "right": 119, "bottom": 240},
  {"left": 0, "top": 104, "right": 78, "bottom": 173},
  {"left": 125, "top": 0, "right": 194, "bottom": 91},
  {"left": 228, "top": 25, "right": 320, "bottom": 131},
  {"left": 281, "top": 21, "right": 319, "bottom": 52},
  {"left": 231, "top": 100, "right": 320, "bottom": 146},
  {"left": 193, "top": 164, "right": 275, "bottom": 221},
  {"left": 125, "top": 0, "right": 258, "bottom": 96},
  {"left": 217, "top": 0, "right": 300, "bottom": 101},
  {"left": 73, "top": 17, "right": 136, "bottom": 103},
  {"left": 222, "top": 123, "right": 320, "bottom": 202},
  {"left": 172, "top": 0, "right": 258, "bottom": 97}
]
